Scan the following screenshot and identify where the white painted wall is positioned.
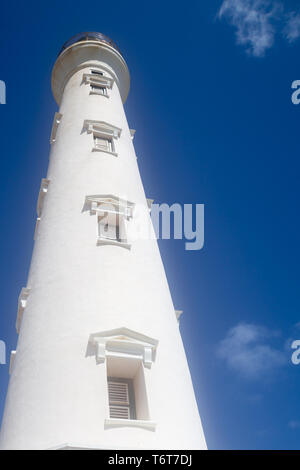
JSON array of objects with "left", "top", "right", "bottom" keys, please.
[{"left": 0, "top": 39, "right": 207, "bottom": 450}]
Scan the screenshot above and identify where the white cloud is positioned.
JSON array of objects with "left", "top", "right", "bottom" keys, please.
[
  {"left": 218, "top": 0, "right": 280, "bottom": 56},
  {"left": 218, "top": 0, "right": 300, "bottom": 56},
  {"left": 284, "top": 13, "right": 300, "bottom": 42},
  {"left": 216, "top": 323, "right": 286, "bottom": 380}
]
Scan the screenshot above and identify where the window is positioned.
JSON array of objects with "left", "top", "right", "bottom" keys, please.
[
  {"left": 98, "top": 213, "right": 121, "bottom": 243},
  {"left": 85, "top": 195, "right": 134, "bottom": 248},
  {"left": 88, "top": 328, "right": 158, "bottom": 430},
  {"left": 91, "top": 69, "right": 104, "bottom": 76},
  {"left": 90, "top": 84, "right": 107, "bottom": 96},
  {"left": 94, "top": 135, "right": 112, "bottom": 153},
  {"left": 108, "top": 378, "right": 136, "bottom": 420},
  {"left": 83, "top": 120, "right": 121, "bottom": 156},
  {"left": 97, "top": 207, "right": 124, "bottom": 245},
  {"left": 106, "top": 356, "right": 151, "bottom": 424},
  {"left": 83, "top": 73, "right": 113, "bottom": 98}
]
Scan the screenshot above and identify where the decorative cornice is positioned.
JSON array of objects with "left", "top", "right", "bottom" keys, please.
[
  {"left": 85, "top": 194, "right": 134, "bottom": 219},
  {"left": 88, "top": 327, "right": 158, "bottom": 368},
  {"left": 83, "top": 120, "right": 122, "bottom": 139}
]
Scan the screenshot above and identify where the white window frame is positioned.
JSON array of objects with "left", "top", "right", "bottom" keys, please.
[
  {"left": 83, "top": 120, "right": 121, "bottom": 157},
  {"left": 93, "top": 135, "right": 113, "bottom": 153},
  {"left": 82, "top": 72, "right": 113, "bottom": 98},
  {"left": 85, "top": 194, "right": 134, "bottom": 249},
  {"left": 88, "top": 327, "right": 158, "bottom": 431},
  {"left": 90, "top": 84, "right": 108, "bottom": 96},
  {"left": 98, "top": 212, "right": 123, "bottom": 244}
]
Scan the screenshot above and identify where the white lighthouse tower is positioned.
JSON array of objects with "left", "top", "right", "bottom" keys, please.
[{"left": 0, "top": 33, "right": 207, "bottom": 450}]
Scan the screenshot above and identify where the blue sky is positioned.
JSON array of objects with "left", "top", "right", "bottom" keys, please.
[{"left": 0, "top": 0, "right": 300, "bottom": 450}]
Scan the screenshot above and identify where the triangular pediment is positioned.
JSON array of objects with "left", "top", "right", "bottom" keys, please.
[
  {"left": 86, "top": 194, "right": 134, "bottom": 208},
  {"left": 83, "top": 195, "right": 134, "bottom": 217},
  {"left": 83, "top": 120, "right": 122, "bottom": 138},
  {"left": 89, "top": 327, "right": 158, "bottom": 348},
  {"left": 88, "top": 327, "right": 158, "bottom": 368}
]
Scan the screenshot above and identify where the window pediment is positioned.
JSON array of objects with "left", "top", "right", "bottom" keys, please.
[
  {"left": 88, "top": 327, "right": 158, "bottom": 368},
  {"left": 83, "top": 121, "right": 121, "bottom": 156},
  {"left": 83, "top": 120, "right": 121, "bottom": 139},
  {"left": 84, "top": 194, "right": 134, "bottom": 219}
]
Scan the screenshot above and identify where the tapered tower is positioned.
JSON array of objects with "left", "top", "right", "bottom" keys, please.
[{"left": 0, "top": 32, "right": 207, "bottom": 450}]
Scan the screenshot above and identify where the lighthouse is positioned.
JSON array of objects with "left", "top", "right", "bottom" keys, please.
[{"left": 0, "top": 32, "right": 207, "bottom": 450}]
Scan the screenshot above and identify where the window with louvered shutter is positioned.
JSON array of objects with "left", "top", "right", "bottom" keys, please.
[
  {"left": 94, "top": 135, "right": 112, "bottom": 152},
  {"left": 108, "top": 378, "right": 135, "bottom": 420}
]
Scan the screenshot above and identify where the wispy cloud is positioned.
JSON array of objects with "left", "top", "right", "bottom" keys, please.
[
  {"left": 288, "top": 420, "right": 300, "bottom": 429},
  {"left": 284, "top": 12, "right": 300, "bottom": 43},
  {"left": 218, "top": 0, "right": 300, "bottom": 56},
  {"left": 218, "top": 0, "right": 280, "bottom": 56},
  {"left": 216, "top": 323, "right": 286, "bottom": 380}
]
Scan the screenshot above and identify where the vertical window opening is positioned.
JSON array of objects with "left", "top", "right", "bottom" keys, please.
[
  {"left": 98, "top": 214, "right": 121, "bottom": 242},
  {"left": 91, "top": 84, "right": 107, "bottom": 95},
  {"left": 91, "top": 70, "right": 104, "bottom": 76},
  {"left": 106, "top": 357, "right": 150, "bottom": 422}
]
